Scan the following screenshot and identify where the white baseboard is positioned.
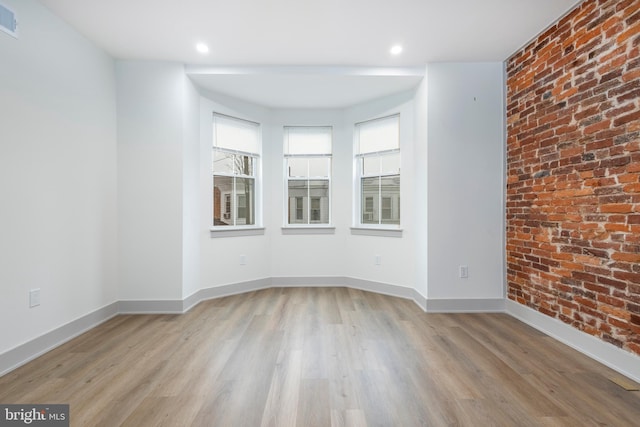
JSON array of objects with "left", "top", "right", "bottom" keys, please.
[
  {"left": 118, "top": 299, "right": 183, "bottom": 314},
  {"left": 183, "top": 278, "right": 272, "bottom": 312},
  {"left": 345, "top": 276, "right": 414, "bottom": 298},
  {"left": 0, "top": 302, "right": 119, "bottom": 377},
  {"left": 187, "top": 276, "right": 425, "bottom": 311},
  {"left": 4, "top": 283, "right": 639, "bottom": 386},
  {"left": 426, "top": 298, "right": 506, "bottom": 313},
  {"left": 506, "top": 299, "right": 640, "bottom": 383},
  {"left": 272, "top": 276, "right": 347, "bottom": 287},
  {"left": 270, "top": 276, "right": 428, "bottom": 311}
]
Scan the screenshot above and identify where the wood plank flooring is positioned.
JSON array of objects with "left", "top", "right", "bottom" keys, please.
[{"left": 1, "top": 287, "right": 639, "bottom": 426}]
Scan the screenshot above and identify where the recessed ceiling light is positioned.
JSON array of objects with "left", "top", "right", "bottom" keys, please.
[
  {"left": 196, "top": 43, "right": 209, "bottom": 54},
  {"left": 390, "top": 45, "right": 403, "bottom": 55}
]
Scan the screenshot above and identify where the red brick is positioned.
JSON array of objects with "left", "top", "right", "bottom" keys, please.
[
  {"left": 623, "top": 183, "right": 640, "bottom": 192},
  {"left": 611, "top": 252, "right": 640, "bottom": 263},
  {"left": 614, "top": 271, "right": 640, "bottom": 283},
  {"left": 600, "top": 204, "right": 633, "bottom": 213},
  {"left": 597, "top": 295, "right": 626, "bottom": 308},
  {"left": 622, "top": 68, "right": 640, "bottom": 82},
  {"left": 617, "top": 21, "right": 640, "bottom": 44},
  {"left": 584, "top": 119, "right": 612, "bottom": 135},
  {"left": 613, "top": 110, "right": 640, "bottom": 128}
]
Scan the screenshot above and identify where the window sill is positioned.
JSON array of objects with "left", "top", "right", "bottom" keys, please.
[
  {"left": 209, "top": 227, "right": 265, "bottom": 238},
  {"left": 281, "top": 226, "right": 336, "bottom": 235},
  {"left": 350, "top": 227, "right": 403, "bottom": 238}
]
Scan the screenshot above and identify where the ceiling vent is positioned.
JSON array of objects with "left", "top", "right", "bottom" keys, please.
[{"left": 0, "top": 2, "right": 18, "bottom": 38}]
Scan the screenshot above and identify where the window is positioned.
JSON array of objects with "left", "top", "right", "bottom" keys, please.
[
  {"left": 381, "top": 197, "right": 393, "bottom": 220},
  {"left": 212, "top": 114, "right": 260, "bottom": 227},
  {"left": 355, "top": 115, "right": 400, "bottom": 227},
  {"left": 237, "top": 194, "right": 247, "bottom": 220},
  {"left": 295, "top": 197, "right": 304, "bottom": 220},
  {"left": 224, "top": 194, "right": 231, "bottom": 220},
  {"left": 311, "top": 197, "right": 321, "bottom": 222},
  {"left": 284, "top": 126, "right": 332, "bottom": 226}
]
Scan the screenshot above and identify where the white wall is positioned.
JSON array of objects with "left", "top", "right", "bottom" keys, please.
[
  {"left": 197, "top": 92, "right": 272, "bottom": 289},
  {"left": 122, "top": 63, "right": 504, "bottom": 303},
  {"left": 116, "top": 61, "right": 186, "bottom": 301},
  {"left": 267, "top": 109, "right": 348, "bottom": 279},
  {"left": 426, "top": 63, "right": 504, "bottom": 300},
  {"left": 343, "top": 92, "right": 417, "bottom": 288},
  {"left": 0, "top": 0, "right": 117, "bottom": 353},
  {"left": 413, "top": 66, "right": 429, "bottom": 298},
  {"left": 114, "top": 63, "right": 503, "bottom": 303},
  {"left": 181, "top": 75, "right": 201, "bottom": 299},
  {"left": 196, "top": 90, "right": 419, "bottom": 290}
]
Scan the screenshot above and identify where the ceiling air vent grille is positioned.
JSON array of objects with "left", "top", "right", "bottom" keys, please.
[{"left": 0, "top": 2, "right": 18, "bottom": 38}]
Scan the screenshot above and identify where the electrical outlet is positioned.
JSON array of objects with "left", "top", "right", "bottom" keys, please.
[
  {"left": 375, "top": 255, "right": 381, "bottom": 265},
  {"left": 239, "top": 255, "right": 246, "bottom": 265},
  {"left": 29, "top": 288, "right": 40, "bottom": 307},
  {"left": 459, "top": 265, "right": 469, "bottom": 279}
]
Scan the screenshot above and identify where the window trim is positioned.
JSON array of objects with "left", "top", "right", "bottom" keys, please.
[
  {"left": 210, "top": 227, "right": 266, "bottom": 238},
  {"left": 212, "top": 149, "right": 258, "bottom": 228},
  {"left": 283, "top": 126, "right": 333, "bottom": 229},
  {"left": 350, "top": 227, "right": 403, "bottom": 237},
  {"left": 354, "top": 114, "right": 401, "bottom": 231},
  {"left": 211, "top": 113, "right": 262, "bottom": 231}
]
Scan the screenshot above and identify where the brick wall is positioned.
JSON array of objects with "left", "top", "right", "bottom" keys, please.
[{"left": 506, "top": 0, "right": 640, "bottom": 356}]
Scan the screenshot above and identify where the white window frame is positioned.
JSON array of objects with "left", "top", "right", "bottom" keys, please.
[
  {"left": 283, "top": 126, "right": 333, "bottom": 229},
  {"left": 211, "top": 113, "right": 262, "bottom": 233},
  {"left": 354, "top": 114, "right": 401, "bottom": 231}
]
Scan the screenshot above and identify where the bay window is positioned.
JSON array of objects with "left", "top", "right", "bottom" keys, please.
[
  {"left": 284, "top": 126, "right": 332, "bottom": 226},
  {"left": 355, "top": 115, "right": 400, "bottom": 227},
  {"left": 212, "top": 114, "right": 260, "bottom": 228}
]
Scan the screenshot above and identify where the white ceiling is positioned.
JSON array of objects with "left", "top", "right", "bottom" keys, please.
[
  {"left": 187, "top": 65, "right": 425, "bottom": 108},
  {"left": 39, "top": 0, "right": 581, "bottom": 108}
]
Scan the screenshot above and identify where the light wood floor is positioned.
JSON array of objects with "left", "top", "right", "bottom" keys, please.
[{"left": 1, "top": 287, "right": 639, "bottom": 426}]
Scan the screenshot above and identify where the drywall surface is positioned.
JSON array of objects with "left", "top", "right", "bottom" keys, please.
[
  {"left": 427, "top": 62, "right": 505, "bottom": 300},
  {"left": 0, "top": 0, "right": 117, "bottom": 353},
  {"left": 116, "top": 61, "right": 185, "bottom": 300}
]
